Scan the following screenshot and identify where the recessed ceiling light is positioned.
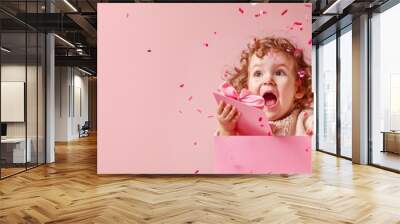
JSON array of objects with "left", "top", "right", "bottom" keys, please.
[
  {"left": 78, "top": 67, "right": 93, "bottom": 76},
  {"left": 1, "top": 47, "right": 11, "bottom": 53},
  {"left": 63, "top": 0, "right": 78, "bottom": 12},
  {"left": 54, "top": 34, "right": 75, "bottom": 48}
]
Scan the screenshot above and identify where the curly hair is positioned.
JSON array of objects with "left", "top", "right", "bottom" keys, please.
[{"left": 225, "top": 37, "right": 313, "bottom": 110}]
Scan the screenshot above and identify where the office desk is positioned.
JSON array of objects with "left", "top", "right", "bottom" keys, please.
[
  {"left": 381, "top": 131, "right": 400, "bottom": 154},
  {"left": 1, "top": 138, "right": 31, "bottom": 163}
]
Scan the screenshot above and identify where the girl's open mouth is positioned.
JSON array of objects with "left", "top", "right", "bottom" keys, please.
[{"left": 263, "top": 92, "right": 277, "bottom": 109}]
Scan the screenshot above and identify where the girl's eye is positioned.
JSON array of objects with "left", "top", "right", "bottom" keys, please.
[
  {"left": 275, "top": 70, "right": 286, "bottom": 76},
  {"left": 253, "top": 71, "right": 262, "bottom": 77}
]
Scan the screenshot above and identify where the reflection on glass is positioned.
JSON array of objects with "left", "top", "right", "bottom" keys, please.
[
  {"left": 371, "top": 4, "right": 400, "bottom": 171},
  {"left": 317, "top": 37, "right": 337, "bottom": 154},
  {"left": 340, "top": 29, "right": 352, "bottom": 158}
]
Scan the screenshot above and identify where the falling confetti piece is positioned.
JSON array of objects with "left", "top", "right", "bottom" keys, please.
[
  {"left": 126, "top": 13, "right": 129, "bottom": 18},
  {"left": 194, "top": 170, "right": 199, "bottom": 174},
  {"left": 147, "top": 49, "right": 151, "bottom": 52},
  {"left": 254, "top": 13, "right": 261, "bottom": 18},
  {"left": 238, "top": 7, "right": 244, "bottom": 14},
  {"left": 179, "top": 84, "right": 184, "bottom": 88},
  {"left": 204, "top": 42, "right": 209, "bottom": 47},
  {"left": 305, "top": 4, "right": 312, "bottom": 8},
  {"left": 305, "top": 148, "right": 309, "bottom": 152},
  {"left": 193, "top": 141, "right": 198, "bottom": 146},
  {"left": 306, "top": 129, "right": 313, "bottom": 136},
  {"left": 293, "top": 21, "right": 303, "bottom": 26},
  {"left": 300, "top": 26, "right": 303, "bottom": 31},
  {"left": 262, "top": 10, "right": 267, "bottom": 15},
  {"left": 308, "top": 38, "right": 312, "bottom": 45},
  {"left": 214, "top": 31, "right": 217, "bottom": 35},
  {"left": 258, "top": 117, "right": 263, "bottom": 122},
  {"left": 196, "top": 108, "right": 203, "bottom": 113},
  {"left": 281, "top": 9, "right": 288, "bottom": 16},
  {"left": 267, "top": 131, "right": 272, "bottom": 136},
  {"left": 188, "top": 96, "right": 193, "bottom": 101},
  {"left": 207, "top": 115, "right": 214, "bottom": 118},
  {"left": 178, "top": 110, "right": 183, "bottom": 114},
  {"left": 260, "top": 124, "right": 264, "bottom": 128}
]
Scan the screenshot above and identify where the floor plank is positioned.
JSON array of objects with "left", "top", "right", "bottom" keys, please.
[{"left": 1, "top": 134, "right": 400, "bottom": 223}]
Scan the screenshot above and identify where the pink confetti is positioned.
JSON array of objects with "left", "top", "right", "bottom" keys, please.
[
  {"left": 305, "top": 148, "right": 309, "bottom": 152},
  {"left": 207, "top": 115, "right": 214, "bottom": 118},
  {"left": 214, "top": 31, "right": 217, "bottom": 35},
  {"left": 305, "top": 4, "right": 312, "bottom": 8},
  {"left": 258, "top": 117, "right": 262, "bottom": 122},
  {"left": 267, "top": 131, "right": 272, "bottom": 136},
  {"left": 204, "top": 42, "right": 209, "bottom": 47},
  {"left": 260, "top": 124, "right": 264, "bottom": 128},
  {"left": 238, "top": 7, "right": 244, "bottom": 14},
  {"left": 179, "top": 84, "right": 184, "bottom": 88},
  {"left": 308, "top": 38, "right": 312, "bottom": 45},
  {"left": 306, "top": 129, "right": 313, "bottom": 136},
  {"left": 281, "top": 9, "right": 288, "bottom": 16},
  {"left": 126, "top": 13, "right": 129, "bottom": 18},
  {"left": 196, "top": 108, "right": 203, "bottom": 113},
  {"left": 293, "top": 21, "right": 303, "bottom": 26},
  {"left": 193, "top": 141, "right": 198, "bottom": 146},
  {"left": 194, "top": 170, "right": 199, "bottom": 174},
  {"left": 254, "top": 13, "right": 261, "bottom": 18},
  {"left": 178, "top": 110, "right": 183, "bottom": 114},
  {"left": 147, "top": 49, "right": 151, "bottom": 52},
  {"left": 300, "top": 26, "right": 303, "bottom": 31},
  {"left": 262, "top": 10, "right": 267, "bottom": 15},
  {"left": 188, "top": 96, "right": 193, "bottom": 101}
]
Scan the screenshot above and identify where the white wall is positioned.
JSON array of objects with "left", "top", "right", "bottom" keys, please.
[{"left": 55, "top": 67, "right": 89, "bottom": 141}]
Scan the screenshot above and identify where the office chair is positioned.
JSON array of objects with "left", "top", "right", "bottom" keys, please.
[{"left": 79, "top": 121, "right": 90, "bottom": 138}]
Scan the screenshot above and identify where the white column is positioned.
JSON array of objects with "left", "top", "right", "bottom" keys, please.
[
  {"left": 352, "top": 14, "right": 369, "bottom": 164},
  {"left": 46, "top": 1, "right": 55, "bottom": 163}
]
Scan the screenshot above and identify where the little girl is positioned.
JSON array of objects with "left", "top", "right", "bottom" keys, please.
[{"left": 216, "top": 36, "right": 313, "bottom": 136}]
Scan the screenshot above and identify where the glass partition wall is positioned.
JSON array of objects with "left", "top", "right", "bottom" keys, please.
[{"left": 0, "top": 1, "right": 46, "bottom": 179}]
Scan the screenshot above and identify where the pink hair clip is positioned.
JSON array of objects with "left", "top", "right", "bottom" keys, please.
[{"left": 297, "top": 69, "right": 306, "bottom": 79}]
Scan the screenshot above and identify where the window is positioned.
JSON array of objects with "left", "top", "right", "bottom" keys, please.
[
  {"left": 371, "top": 2, "right": 400, "bottom": 171},
  {"left": 317, "top": 35, "right": 337, "bottom": 154}
]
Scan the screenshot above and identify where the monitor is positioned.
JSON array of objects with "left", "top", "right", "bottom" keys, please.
[{"left": 1, "top": 123, "right": 7, "bottom": 137}]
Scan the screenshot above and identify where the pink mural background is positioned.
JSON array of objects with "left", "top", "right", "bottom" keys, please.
[{"left": 98, "top": 3, "right": 312, "bottom": 174}]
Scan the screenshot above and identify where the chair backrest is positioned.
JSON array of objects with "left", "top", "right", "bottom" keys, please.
[{"left": 82, "top": 121, "right": 90, "bottom": 129}]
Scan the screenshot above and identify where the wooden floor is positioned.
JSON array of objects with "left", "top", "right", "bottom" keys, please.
[{"left": 1, "top": 134, "right": 400, "bottom": 223}]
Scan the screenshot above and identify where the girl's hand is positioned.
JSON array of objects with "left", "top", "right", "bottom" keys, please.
[{"left": 216, "top": 101, "right": 240, "bottom": 136}]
